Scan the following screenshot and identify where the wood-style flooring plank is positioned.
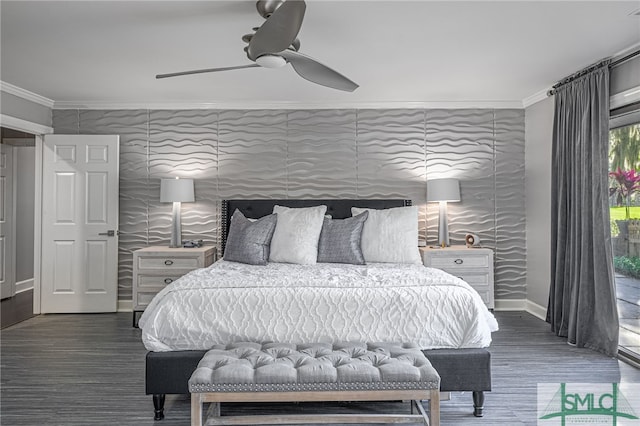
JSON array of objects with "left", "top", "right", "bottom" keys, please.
[{"left": 1, "top": 311, "right": 639, "bottom": 426}]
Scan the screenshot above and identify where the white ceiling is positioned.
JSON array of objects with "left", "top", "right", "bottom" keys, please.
[{"left": 1, "top": 1, "right": 639, "bottom": 109}]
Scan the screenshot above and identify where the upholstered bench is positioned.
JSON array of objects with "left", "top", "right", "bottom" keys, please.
[{"left": 189, "top": 342, "right": 441, "bottom": 426}]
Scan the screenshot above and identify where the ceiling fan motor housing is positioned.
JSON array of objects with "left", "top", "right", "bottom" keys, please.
[
  {"left": 256, "top": 0, "right": 285, "bottom": 19},
  {"left": 255, "top": 54, "right": 287, "bottom": 68}
]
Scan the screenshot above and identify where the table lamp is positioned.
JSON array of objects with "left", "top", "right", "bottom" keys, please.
[
  {"left": 427, "top": 178, "right": 460, "bottom": 247},
  {"left": 160, "top": 178, "right": 195, "bottom": 248}
]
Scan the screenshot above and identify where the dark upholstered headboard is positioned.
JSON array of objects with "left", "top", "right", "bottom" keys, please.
[{"left": 220, "top": 199, "right": 411, "bottom": 254}]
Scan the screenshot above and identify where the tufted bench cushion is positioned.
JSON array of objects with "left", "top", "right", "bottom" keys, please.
[
  {"left": 189, "top": 341, "right": 440, "bottom": 393},
  {"left": 189, "top": 342, "right": 440, "bottom": 426}
]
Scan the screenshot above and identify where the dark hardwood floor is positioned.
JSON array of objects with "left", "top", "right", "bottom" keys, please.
[{"left": 1, "top": 311, "right": 639, "bottom": 426}]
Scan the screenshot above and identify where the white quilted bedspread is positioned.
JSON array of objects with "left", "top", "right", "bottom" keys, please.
[{"left": 139, "top": 260, "right": 499, "bottom": 352}]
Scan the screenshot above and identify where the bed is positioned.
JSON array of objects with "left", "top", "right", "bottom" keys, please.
[{"left": 141, "top": 199, "right": 496, "bottom": 420}]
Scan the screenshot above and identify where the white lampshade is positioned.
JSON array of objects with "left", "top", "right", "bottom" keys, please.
[
  {"left": 427, "top": 178, "right": 460, "bottom": 202},
  {"left": 160, "top": 178, "right": 194, "bottom": 203}
]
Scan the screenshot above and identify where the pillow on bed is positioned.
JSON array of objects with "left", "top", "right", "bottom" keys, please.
[
  {"left": 351, "top": 205, "right": 421, "bottom": 264},
  {"left": 317, "top": 211, "right": 369, "bottom": 264},
  {"left": 269, "top": 204, "right": 327, "bottom": 265},
  {"left": 224, "top": 210, "right": 277, "bottom": 265}
]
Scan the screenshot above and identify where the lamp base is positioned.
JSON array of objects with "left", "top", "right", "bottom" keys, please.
[
  {"left": 437, "top": 201, "right": 450, "bottom": 247},
  {"left": 169, "top": 202, "right": 182, "bottom": 248}
]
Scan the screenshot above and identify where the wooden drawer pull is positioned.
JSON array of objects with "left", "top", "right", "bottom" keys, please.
[
  {"left": 164, "top": 278, "right": 173, "bottom": 284},
  {"left": 164, "top": 260, "right": 174, "bottom": 266},
  {"left": 454, "top": 259, "right": 463, "bottom": 264}
]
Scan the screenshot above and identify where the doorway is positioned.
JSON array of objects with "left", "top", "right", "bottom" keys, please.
[{"left": 1, "top": 126, "right": 37, "bottom": 329}]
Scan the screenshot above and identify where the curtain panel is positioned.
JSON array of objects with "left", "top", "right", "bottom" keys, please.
[{"left": 547, "top": 61, "right": 619, "bottom": 357}]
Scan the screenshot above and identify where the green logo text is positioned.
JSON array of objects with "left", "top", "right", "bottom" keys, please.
[{"left": 539, "top": 383, "right": 638, "bottom": 425}]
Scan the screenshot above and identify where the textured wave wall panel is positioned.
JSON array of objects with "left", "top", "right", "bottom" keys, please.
[
  {"left": 218, "top": 110, "right": 288, "bottom": 199},
  {"left": 148, "top": 110, "right": 217, "bottom": 180},
  {"left": 147, "top": 111, "right": 218, "bottom": 247},
  {"left": 287, "top": 110, "right": 357, "bottom": 199},
  {"left": 356, "top": 109, "right": 427, "bottom": 240},
  {"left": 425, "top": 110, "right": 495, "bottom": 248},
  {"left": 52, "top": 107, "right": 525, "bottom": 303},
  {"left": 357, "top": 109, "right": 426, "bottom": 197},
  {"left": 118, "top": 178, "right": 151, "bottom": 300}
]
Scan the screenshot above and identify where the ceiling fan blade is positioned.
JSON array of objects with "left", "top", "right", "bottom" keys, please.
[
  {"left": 280, "top": 50, "right": 358, "bottom": 92},
  {"left": 247, "top": 0, "right": 306, "bottom": 61},
  {"left": 156, "top": 64, "right": 260, "bottom": 79}
]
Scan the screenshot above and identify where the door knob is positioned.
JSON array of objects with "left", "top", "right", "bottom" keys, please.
[{"left": 98, "top": 230, "right": 118, "bottom": 237}]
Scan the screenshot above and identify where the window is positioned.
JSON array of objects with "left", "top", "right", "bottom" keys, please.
[{"left": 609, "top": 116, "right": 640, "bottom": 362}]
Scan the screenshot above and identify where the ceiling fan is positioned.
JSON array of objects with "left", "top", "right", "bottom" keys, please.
[{"left": 156, "top": 0, "right": 358, "bottom": 92}]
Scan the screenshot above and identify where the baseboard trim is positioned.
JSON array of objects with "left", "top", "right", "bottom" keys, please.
[
  {"left": 494, "top": 298, "right": 547, "bottom": 320},
  {"left": 15, "top": 278, "right": 34, "bottom": 294},
  {"left": 525, "top": 300, "right": 547, "bottom": 320},
  {"left": 494, "top": 299, "right": 526, "bottom": 311},
  {"left": 117, "top": 300, "right": 132, "bottom": 312}
]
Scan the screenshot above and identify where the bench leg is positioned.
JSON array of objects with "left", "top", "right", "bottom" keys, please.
[
  {"left": 414, "top": 395, "right": 439, "bottom": 426},
  {"left": 430, "top": 390, "right": 440, "bottom": 426},
  {"left": 153, "top": 394, "right": 165, "bottom": 421},
  {"left": 191, "top": 394, "right": 203, "bottom": 426},
  {"left": 472, "top": 391, "right": 484, "bottom": 417}
]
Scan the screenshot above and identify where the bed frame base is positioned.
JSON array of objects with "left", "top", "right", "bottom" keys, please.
[{"left": 146, "top": 348, "right": 490, "bottom": 420}]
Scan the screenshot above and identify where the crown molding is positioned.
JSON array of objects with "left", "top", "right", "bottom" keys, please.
[
  {"left": 0, "top": 80, "right": 526, "bottom": 110},
  {"left": 53, "top": 99, "right": 524, "bottom": 110},
  {"left": 0, "top": 80, "right": 526, "bottom": 111},
  {"left": 0, "top": 81, "right": 54, "bottom": 109},
  {"left": 522, "top": 88, "right": 550, "bottom": 108}
]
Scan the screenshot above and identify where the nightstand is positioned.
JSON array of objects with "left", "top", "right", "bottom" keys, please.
[
  {"left": 421, "top": 245, "right": 495, "bottom": 309},
  {"left": 132, "top": 245, "right": 216, "bottom": 327}
]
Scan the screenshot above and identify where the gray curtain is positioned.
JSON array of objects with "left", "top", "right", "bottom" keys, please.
[{"left": 547, "top": 61, "right": 619, "bottom": 357}]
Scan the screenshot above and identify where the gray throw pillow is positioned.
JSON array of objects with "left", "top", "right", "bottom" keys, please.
[
  {"left": 224, "top": 210, "right": 277, "bottom": 265},
  {"left": 317, "top": 211, "right": 369, "bottom": 264}
]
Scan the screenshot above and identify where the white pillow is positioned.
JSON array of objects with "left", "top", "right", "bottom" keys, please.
[
  {"left": 351, "top": 206, "right": 421, "bottom": 264},
  {"left": 269, "top": 205, "right": 328, "bottom": 264}
]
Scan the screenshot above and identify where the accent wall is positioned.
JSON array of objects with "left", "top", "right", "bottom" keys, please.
[{"left": 52, "top": 108, "right": 525, "bottom": 303}]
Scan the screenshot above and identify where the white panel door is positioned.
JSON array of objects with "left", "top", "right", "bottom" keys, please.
[
  {"left": 41, "top": 135, "right": 119, "bottom": 313},
  {"left": 0, "top": 144, "right": 16, "bottom": 300}
]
